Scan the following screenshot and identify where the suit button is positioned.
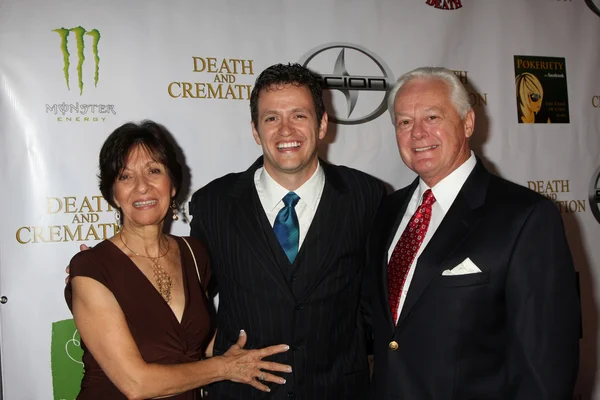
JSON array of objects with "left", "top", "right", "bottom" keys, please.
[
  {"left": 291, "top": 345, "right": 300, "bottom": 351},
  {"left": 389, "top": 341, "right": 399, "bottom": 351},
  {"left": 295, "top": 304, "right": 303, "bottom": 311},
  {"left": 288, "top": 392, "right": 296, "bottom": 399},
  {"left": 290, "top": 275, "right": 296, "bottom": 282}
]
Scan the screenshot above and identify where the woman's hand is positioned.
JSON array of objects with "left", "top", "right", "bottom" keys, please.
[
  {"left": 65, "top": 244, "right": 90, "bottom": 284},
  {"left": 220, "top": 330, "right": 291, "bottom": 392}
]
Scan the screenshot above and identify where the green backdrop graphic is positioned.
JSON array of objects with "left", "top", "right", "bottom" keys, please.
[
  {"left": 51, "top": 319, "right": 83, "bottom": 400},
  {"left": 52, "top": 26, "right": 101, "bottom": 95}
]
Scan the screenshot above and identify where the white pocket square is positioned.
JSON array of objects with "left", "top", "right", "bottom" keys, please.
[{"left": 442, "top": 257, "right": 482, "bottom": 276}]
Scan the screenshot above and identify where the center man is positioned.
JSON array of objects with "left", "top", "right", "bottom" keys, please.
[{"left": 189, "top": 63, "right": 385, "bottom": 400}]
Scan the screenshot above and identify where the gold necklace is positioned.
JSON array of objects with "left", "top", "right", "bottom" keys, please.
[{"left": 119, "top": 234, "right": 173, "bottom": 303}]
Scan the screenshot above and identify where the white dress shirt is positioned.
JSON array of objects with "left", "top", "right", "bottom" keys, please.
[
  {"left": 254, "top": 163, "right": 325, "bottom": 249},
  {"left": 387, "top": 152, "right": 477, "bottom": 323}
]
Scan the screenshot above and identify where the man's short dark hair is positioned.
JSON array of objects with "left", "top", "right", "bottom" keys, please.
[
  {"left": 250, "top": 63, "right": 325, "bottom": 126},
  {"left": 98, "top": 120, "right": 183, "bottom": 209}
]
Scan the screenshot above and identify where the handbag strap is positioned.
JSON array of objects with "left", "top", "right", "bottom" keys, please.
[
  {"left": 181, "top": 237, "right": 202, "bottom": 286},
  {"left": 181, "top": 236, "right": 209, "bottom": 399}
]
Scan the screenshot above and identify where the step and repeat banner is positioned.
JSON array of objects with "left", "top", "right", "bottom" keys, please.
[{"left": 1, "top": 0, "right": 599, "bottom": 398}]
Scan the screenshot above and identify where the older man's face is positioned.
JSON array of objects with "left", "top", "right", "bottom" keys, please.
[{"left": 393, "top": 78, "right": 474, "bottom": 187}]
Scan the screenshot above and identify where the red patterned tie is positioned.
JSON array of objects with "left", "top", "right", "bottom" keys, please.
[{"left": 388, "top": 189, "right": 436, "bottom": 324}]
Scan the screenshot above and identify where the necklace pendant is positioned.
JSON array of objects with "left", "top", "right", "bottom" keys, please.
[
  {"left": 119, "top": 234, "right": 173, "bottom": 303},
  {"left": 152, "top": 259, "right": 173, "bottom": 303}
]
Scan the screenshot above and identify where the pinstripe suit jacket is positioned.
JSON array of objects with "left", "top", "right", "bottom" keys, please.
[{"left": 189, "top": 157, "right": 385, "bottom": 400}]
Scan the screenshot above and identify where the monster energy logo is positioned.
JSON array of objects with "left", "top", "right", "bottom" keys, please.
[{"left": 53, "top": 26, "right": 101, "bottom": 95}]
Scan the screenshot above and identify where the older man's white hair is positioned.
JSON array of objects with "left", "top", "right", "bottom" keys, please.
[{"left": 387, "top": 67, "right": 472, "bottom": 125}]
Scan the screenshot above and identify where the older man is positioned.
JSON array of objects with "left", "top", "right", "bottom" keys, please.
[{"left": 367, "top": 67, "right": 580, "bottom": 399}]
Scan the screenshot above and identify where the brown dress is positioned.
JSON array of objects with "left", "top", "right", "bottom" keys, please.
[{"left": 65, "top": 236, "right": 212, "bottom": 399}]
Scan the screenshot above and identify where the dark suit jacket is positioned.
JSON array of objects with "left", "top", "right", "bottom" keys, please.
[
  {"left": 367, "top": 160, "right": 580, "bottom": 400},
  {"left": 189, "top": 157, "right": 385, "bottom": 400}
]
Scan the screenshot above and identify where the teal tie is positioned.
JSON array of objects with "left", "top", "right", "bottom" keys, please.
[{"left": 274, "top": 192, "right": 300, "bottom": 263}]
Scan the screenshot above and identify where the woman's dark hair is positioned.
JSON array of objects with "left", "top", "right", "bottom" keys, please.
[
  {"left": 98, "top": 120, "right": 183, "bottom": 209},
  {"left": 250, "top": 63, "right": 325, "bottom": 126}
]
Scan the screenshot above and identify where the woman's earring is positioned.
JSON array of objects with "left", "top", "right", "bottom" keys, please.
[
  {"left": 114, "top": 209, "right": 121, "bottom": 224},
  {"left": 171, "top": 200, "right": 179, "bottom": 221}
]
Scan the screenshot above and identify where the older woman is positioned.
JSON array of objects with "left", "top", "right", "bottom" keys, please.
[{"left": 65, "top": 121, "right": 290, "bottom": 399}]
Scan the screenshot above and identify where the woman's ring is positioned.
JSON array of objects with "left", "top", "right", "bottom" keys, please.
[{"left": 259, "top": 372, "right": 265, "bottom": 381}]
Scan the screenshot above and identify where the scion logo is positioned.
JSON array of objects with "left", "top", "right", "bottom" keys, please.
[
  {"left": 586, "top": 0, "right": 600, "bottom": 17},
  {"left": 590, "top": 166, "right": 600, "bottom": 223},
  {"left": 299, "top": 43, "right": 395, "bottom": 125},
  {"left": 53, "top": 26, "right": 101, "bottom": 95}
]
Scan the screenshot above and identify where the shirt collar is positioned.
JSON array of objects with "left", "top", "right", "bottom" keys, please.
[
  {"left": 417, "top": 151, "right": 476, "bottom": 212},
  {"left": 255, "top": 162, "right": 325, "bottom": 211}
]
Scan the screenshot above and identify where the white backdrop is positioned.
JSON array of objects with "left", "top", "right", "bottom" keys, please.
[{"left": 1, "top": 0, "right": 599, "bottom": 398}]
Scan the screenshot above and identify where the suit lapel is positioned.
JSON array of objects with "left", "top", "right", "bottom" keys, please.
[
  {"left": 295, "top": 161, "right": 350, "bottom": 301},
  {"left": 228, "top": 157, "right": 295, "bottom": 301},
  {"left": 395, "top": 160, "right": 490, "bottom": 329}
]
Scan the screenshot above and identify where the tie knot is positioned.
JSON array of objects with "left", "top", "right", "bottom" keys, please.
[
  {"left": 422, "top": 189, "right": 436, "bottom": 206},
  {"left": 282, "top": 192, "right": 300, "bottom": 208}
]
